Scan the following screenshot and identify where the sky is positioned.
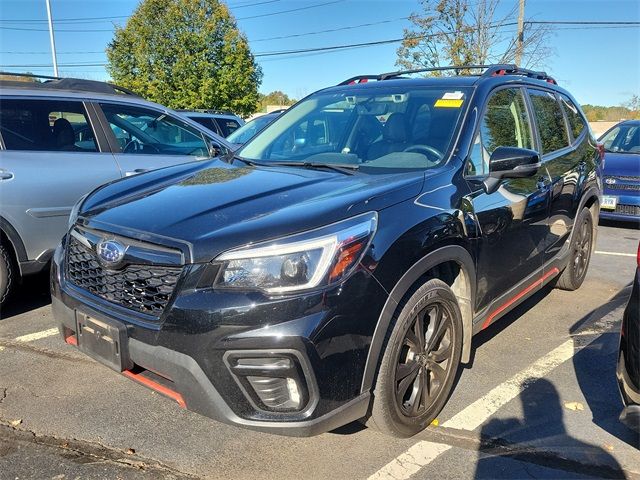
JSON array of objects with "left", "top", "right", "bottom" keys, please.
[{"left": 0, "top": 0, "right": 638, "bottom": 107}]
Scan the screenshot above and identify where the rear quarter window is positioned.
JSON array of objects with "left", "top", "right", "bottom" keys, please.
[
  {"left": 527, "top": 89, "right": 570, "bottom": 155},
  {"left": 217, "top": 118, "right": 241, "bottom": 137},
  {"left": 559, "top": 94, "right": 586, "bottom": 141}
]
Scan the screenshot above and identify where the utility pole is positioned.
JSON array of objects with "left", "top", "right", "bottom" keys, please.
[
  {"left": 45, "top": 0, "right": 59, "bottom": 77},
  {"left": 515, "top": 0, "right": 525, "bottom": 67}
]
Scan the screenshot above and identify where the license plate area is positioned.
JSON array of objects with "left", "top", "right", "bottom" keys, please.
[
  {"left": 601, "top": 195, "right": 617, "bottom": 210},
  {"left": 76, "top": 313, "right": 131, "bottom": 372}
]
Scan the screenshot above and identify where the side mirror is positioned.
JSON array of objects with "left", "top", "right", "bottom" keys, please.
[
  {"left": 483, "top": 146, "right": 540, "bottom": 194},
  {"left": 207, "top": 140, "right": 223, "bottom": 158}
]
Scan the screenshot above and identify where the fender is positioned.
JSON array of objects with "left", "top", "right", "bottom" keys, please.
[
  {"left": 0, "top": 215, "right": 27, "bottom": 264},
  {"left": 360, "top": 244, "right": 476, "bottom": 393}
]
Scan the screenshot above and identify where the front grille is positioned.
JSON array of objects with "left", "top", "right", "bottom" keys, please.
[
  {"left": 65, "top": 236, "right": 182, "bottom": 317},
  {"left": 614, "top": 204, "right": 640, "bottom": 216},
  {"left": 609, "top": 175, "right": 640, "bottom": 182},
  {"left": 605, "top": 176, "right": 640, "bottom": 191}
]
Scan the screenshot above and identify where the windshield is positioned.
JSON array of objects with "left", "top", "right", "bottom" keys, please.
[
  {"left": 600, "top": 124, "right": 640, "bottom": 154},
  {"left": 227, "top": 114, "right": 276, "bottom": 144},
  {"left": 238, "top": 86, "right": 470, "bottom": 172}
]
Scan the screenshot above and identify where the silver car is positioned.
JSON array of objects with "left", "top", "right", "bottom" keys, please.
[{"left": 0, "top": 76, "right": 233, "bottom": 304}]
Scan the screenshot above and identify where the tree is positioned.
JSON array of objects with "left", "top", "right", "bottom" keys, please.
[
  {"left": 396, "top": 0, "right": 553, "bottom": 73},
  {"left": 257, "top": 91, "right": 296, "bottom": 111},
  {"left": 106, "top": 0, "right": 262, "bottom": 117}
]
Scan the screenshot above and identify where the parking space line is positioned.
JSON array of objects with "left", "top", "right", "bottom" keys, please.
[
  {"left": 14, "top": 328, "right": 59, "bottom": 343},
  {"left": 594, "top": 250, "right": 636, "bottom": 257},
  {"left": 368, "top": 340, "right": 575, "bottom": 480}
]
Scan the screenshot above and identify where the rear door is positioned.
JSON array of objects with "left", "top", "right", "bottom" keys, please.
[
  {"left": 95, "top": 102, "right": 221, "bottom": 177},
  {"left": 465, "top": 86, "right": 551, "bottom": 312},
  {"left": 526, "top": 89, "right": 584, "bottom": 263},
  {"left": 0, "top": 97, "right": 121, "bottom": 261}
]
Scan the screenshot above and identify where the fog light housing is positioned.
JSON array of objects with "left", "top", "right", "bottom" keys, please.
[
  {"left": 224, "top": 351, "right": 314, "bottom": 413},
  {"left": 247, "top": 376, "right": 302, "bottom": 410}
]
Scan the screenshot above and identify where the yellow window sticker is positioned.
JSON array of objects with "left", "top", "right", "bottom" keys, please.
[{"left": 435, "top": 98, "right": 464, "bottom": 108}]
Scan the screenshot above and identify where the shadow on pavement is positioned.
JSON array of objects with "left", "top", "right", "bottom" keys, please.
[
  {"left": 0, "top": 270, "right": 51, "bottom": 320},
  {"left": 570, "top": 287, "right": 640, "bottom": 450},
  {"left": 475, "top": 378, "right": 627, "bottom": 479}
]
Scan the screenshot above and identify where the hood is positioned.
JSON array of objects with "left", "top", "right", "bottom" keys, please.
[
  {"left": 80, "top": 159, "right": 423, "bottom": 263},
  {"left": 603, "top": 152, "right": 640, "bottom": 177}
]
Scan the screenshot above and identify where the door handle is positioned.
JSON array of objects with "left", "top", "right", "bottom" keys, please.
[
  {"left": 125, "top": 168, "right": 149, "bottom": 177},
  {"left": 536, "top": 176, "right": 550, "bottom": 190},
  {"left": 0, "top": 170, "right": 14, "bottom": 181}
]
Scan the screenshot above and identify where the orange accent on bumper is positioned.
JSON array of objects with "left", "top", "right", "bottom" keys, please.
[
  {"left": 64, "top": 335, "right": 78, "bottom": 346},
  {"left": 122, "top": 370, "right": 187, "bottom": 408},
  {"left": 482, "top": 267, "right": 560, "bottom": 330}
]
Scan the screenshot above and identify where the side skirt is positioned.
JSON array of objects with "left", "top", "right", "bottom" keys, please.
[{"left": 472, "top": 259, "right": 564, "bottom": 335}]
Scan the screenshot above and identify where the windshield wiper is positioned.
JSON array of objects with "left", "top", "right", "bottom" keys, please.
[{"left": 268, "top": 161, "right": 359, "bottom": 175}]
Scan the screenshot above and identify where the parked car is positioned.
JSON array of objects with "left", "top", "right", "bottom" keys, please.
[
  {"left": 0, "top": 74, "right": 233, "bottom": 304},
  {"left": 52, "top": 64, "right": 601, "bottom": 437},
  {"left": 178, "top": 110, "right": 244, "bottom": 138},
  {"left": 598, "top": 120, "right": 640, "bottom": 222},
  {"left": 227, "top": 110, "right": 286, "bottom": 146},
  {"left": 618, "top": 241, "right": 640, "bottom": 433}
]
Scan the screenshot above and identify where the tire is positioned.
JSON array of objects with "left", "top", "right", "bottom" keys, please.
[
  {"left": 556, "top": 207, "right": 594, "bottom": 291},
  {"left": 369, "top": 278, "right": 463, "bottom": 437},
  {"left": 0, "top": 243, "right": 14, "bottom": 306}
]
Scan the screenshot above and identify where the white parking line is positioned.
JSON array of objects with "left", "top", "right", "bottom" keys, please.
[
  {"left": 368, "top": 340, "right": 575, "bottom": 480},
  {"left": 594, "top": 250, "right": 636, "bottom": 257},
  {"left": 14, "top": 328, "right": 59, "bottom": 343}
]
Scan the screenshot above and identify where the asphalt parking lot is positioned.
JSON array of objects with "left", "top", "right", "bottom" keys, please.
[{"left": 0, "top": 221, "right": 638, "bottom": 480}]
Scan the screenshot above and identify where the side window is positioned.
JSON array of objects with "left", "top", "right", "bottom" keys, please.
[
  {"left": 100, "top": 103, "right": 208, "bottom": 156},
  {"left": 217, "top": 118, "right": 241, "bottom": 137},
  {"left": 559, "top": 94, "right": 586, "bottom": 140},
  {"left": 0, "top": 99, "right": 98, "bottom": 152},
  {"left": 467, "top": 88, "right": 533, "bottom": 176},
  {"left": 527, "top": 89, "right": 570, "bottom": 155}
]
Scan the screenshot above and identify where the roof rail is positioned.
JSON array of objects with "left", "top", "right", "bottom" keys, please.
[
  {"left": 338, "top": 63, "right": 557, "bottom": 86},
  {"left": 177, "top": 109, "right": 237, "bottom": 116},
  {"left": 482, "top": 64, "right": 557, "bottom": 84},
  {"left": 0, "top": 71, "right": 141, "bottom": 97}
]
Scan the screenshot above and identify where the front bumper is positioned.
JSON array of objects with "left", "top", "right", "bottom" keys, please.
[
  {"left": 51, "top": 242, "right": 387, "bottom": 436},
  {"left": 599, "top": 189, "right": 640, "bottom": 222}
]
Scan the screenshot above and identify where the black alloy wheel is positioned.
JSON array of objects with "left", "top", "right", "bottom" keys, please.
[{"left": 369, "top": 278, "right": 463, "bottom": 437}]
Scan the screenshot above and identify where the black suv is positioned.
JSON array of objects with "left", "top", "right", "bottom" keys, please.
[{"left": 52, "top": 64, "right": 602, "bottom": 437}]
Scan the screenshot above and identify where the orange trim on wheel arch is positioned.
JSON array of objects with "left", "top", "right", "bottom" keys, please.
[
  {"left": 481, "top": 267, "right": 560, "bottom": 330},
  {"left": 122, "top": 370, "right": 187, "bottom": 408},
  {"left": 64, "top": 335, "right": 78, "bottom": 346}
]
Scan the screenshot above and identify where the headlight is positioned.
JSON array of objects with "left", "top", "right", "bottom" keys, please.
[
  {"left": 215, "top": 211, "right": 377, "bottom": 293},
  {"left": 68, "top": 193, "right": 90, "bottom": 230}
]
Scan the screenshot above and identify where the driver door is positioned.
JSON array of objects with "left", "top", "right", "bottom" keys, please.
[{"left": 94, "top": 102, "right": 214, "bottom": 177}]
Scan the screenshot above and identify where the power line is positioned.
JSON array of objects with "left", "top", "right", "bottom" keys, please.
[
  {"left": 251, "top": 17, "right": 410, "bottom": 42},
  {"left": 527, "top": 20, "right": 640, "bottom": 25},
  {"left": 236, "top": 0, "right": 345, "bottom": 20}
]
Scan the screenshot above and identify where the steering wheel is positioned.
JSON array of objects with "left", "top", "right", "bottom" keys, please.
[
  {"left": 403, "top": 144, "right": 444, "bottom": 162},
  {"left": 123, "top": 140, "right": 159, "bottom": 154},
  {"left": 123, "top": 139, "right": 142, "bottom": 154}
]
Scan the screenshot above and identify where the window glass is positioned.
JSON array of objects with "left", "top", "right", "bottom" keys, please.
[
  {"left": 227, "top": 115, "right": 274, "bottom": 145},
  {"left": 217, "top": 119, "right": 241, "bottom": 137},
  {"left": 0, "top": 99, "right": 98, "bottom": 152},
  {"left": 467, "top": 88, "right": 533, "bottom": 176},
  {"left": 100, "top": 103, "right": 208, "bottom": 156},
  {"left": 240, "top": 87, "right": 470, "bottom": 172},
  {"left": 528, "top": 89, "right": 570, "bottom": 154},
  {"left": 190, "top": 116, "right": 220, "bottom": 134},
  {"left": 559, "top": 94, "right": 586, "bottom": 140},
  {"left": 600, "top": 124, "right": 640, "bottom": 153}
]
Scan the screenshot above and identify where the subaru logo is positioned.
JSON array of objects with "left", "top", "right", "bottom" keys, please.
[
  {"left": 96, "top": 239, "right": 126, "bottom": 268},
  {"left": 605, "top": 178, "right": 616, "bottom": 185}
]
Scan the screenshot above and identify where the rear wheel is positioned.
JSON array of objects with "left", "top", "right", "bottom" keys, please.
[
  {"left": 556, "top": 207, "right": 593, "bottom": 291},
  {"left": 369, "top": 279, "right": 463, "bottom": 437},
  {"left": 0, "top": 243, "right": 14, "bottom": 306}
]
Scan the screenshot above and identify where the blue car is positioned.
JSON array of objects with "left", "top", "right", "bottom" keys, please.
[{"left": 599, "top": 120, "right": 640, "bottom": 222}]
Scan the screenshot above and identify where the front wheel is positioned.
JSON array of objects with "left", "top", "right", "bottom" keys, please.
[
  {"left": 0, "top": 244, "right": 14, "bottom": 305},
  {"left": 556, "top": 207, "right": 594, "bottom": 291},
  {"left": 369, "top": 279, "right": 463, "bottom": 437}
]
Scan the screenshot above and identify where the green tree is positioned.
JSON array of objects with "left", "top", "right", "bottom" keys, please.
[
  {"left": 397, "top": 0, "right": 553, "bottom": 73},
  {"left": 257, "top": 90, "right": 296, "bottom": 111},
  {"left": 106, "top": 0, "right": 262, "bottom": 117}
]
